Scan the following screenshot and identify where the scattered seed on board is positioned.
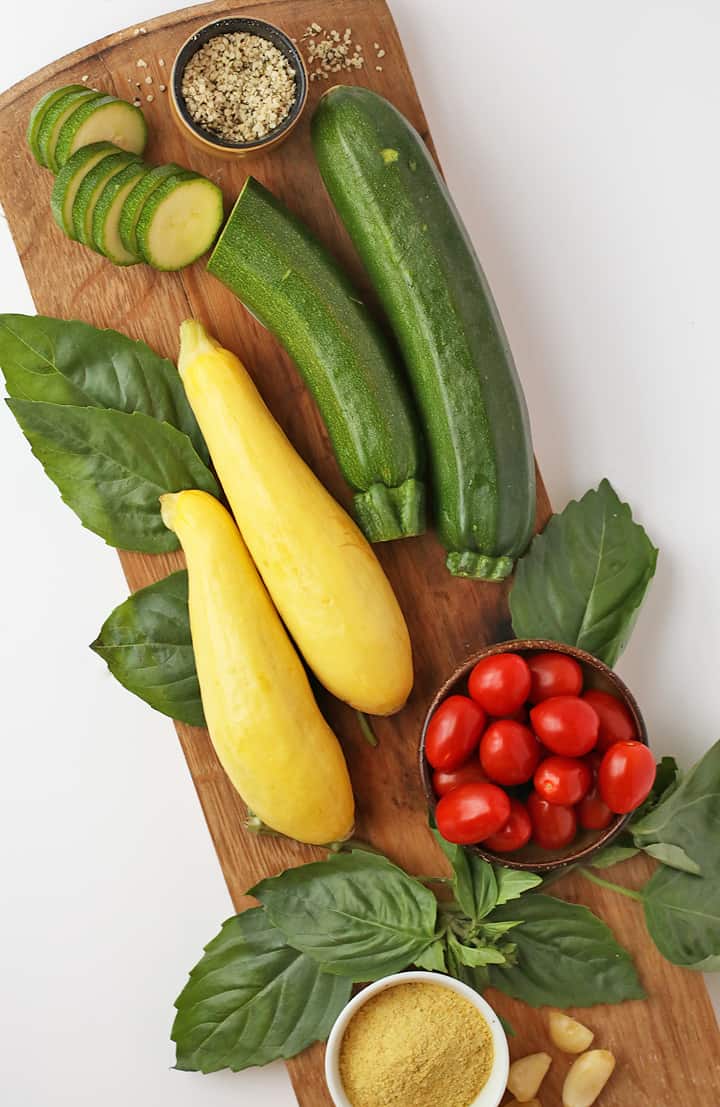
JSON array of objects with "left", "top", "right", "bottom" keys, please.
[
  {"left": 301, "top": 24, "right": 365, "bottom": 78},
  {"left": 81, "top": 74, "right": 89, "bottom": 82},
  {"left": 145, "top": 75, "right": 153, "bottom": 84},
  {"left": 181, "top": 31, "right": 296, "bottom": 143},
  {"left": 136, "top": 59, "right": 147, "bottom": 68},
  {"left": 159, "top": 58, "right": 166, "bottom": 67},
  {"left": 159, "top": 84, "right": 167, "bottom": 93},
  {"left": 146, "top": 94, "right": 154, "bottom": 103}
]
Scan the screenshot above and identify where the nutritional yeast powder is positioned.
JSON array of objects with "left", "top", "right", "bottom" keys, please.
[{"left": 338, "top": 982, "right": 494, "bottom": 1107}]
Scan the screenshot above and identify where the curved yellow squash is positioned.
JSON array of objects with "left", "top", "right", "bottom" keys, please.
[
  {"left": 177, "top": 321, "right": 413, "bottom": 716},
  {"left": 160, "top": 490, "right": 354, "bottom": 845}
]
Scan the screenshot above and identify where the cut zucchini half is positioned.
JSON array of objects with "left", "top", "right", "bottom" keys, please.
[
  {"left": 54, "top": 95, "right": 147, "bottom": 171},
  {"left": 71, "top": 150, "right": 140, "bottom": 247},
  {"left": 91, "top": 161, "right": 147, "bottom": 265},
  {"left": 50, "top": 142, "right": 120, "bottom": 238},
  {"left": 27, "top": 84, "right": 87, "bottom": 166},
  {"left": 136, "top": 176, "right": 224, "bottom": 271},
  {"left": 37, "top": 88, "right": 103, "bottom": 172},
  {"left": 118, "top": 163, "right": 185, "bottom": 257}
]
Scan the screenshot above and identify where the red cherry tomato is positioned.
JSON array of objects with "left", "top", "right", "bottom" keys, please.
[
  {"left": 527, "top": 791, "right": 578, "bottom": 849},
  {"left": 527, "top": 651, "right": 583, "bottom": 704},
  {"left": 468, "top": 653, "right": 531, "bottom": 717},
  {"left": 425, "top": 695, "right": 486, "bottom": 771},
  {"left": 433, "top": 762, "right": 489, "bottom": 797},
  {"left": 435, "top": 782, "right": 511, "bottom": 845},
  {"left": 534, "top": 756, "right": 592, "bottom": 806},
  {"left": 582, "top": 690, "right": 638, "bottom": 753},
  {"left": 598, "top": 741, "right": 656, "bottom": 814},
  {"left": 578, "top": 786, "right": 614, "bottom": 830},
  {"left": 479, "top": 720, "right": 541, "bottom": 786},
  {"left": 530, "top": 695, "right": 599, "bottom": 756},
  {"left": 483, "top": 799, "right": 532, "bottom": 853}
]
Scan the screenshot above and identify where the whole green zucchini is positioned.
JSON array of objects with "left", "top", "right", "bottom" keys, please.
[
  {"left": 207, "top": 176, "right": 425, "bottom": 543},
  {"left": 311, "top": 87, "right": 536, "bottom": 581}
]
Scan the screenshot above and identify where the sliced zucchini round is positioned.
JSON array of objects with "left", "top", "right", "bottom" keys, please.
[
  {"left": 54, "top": 95, "right": 147, "bottom": 171},
  {"left": 71, "top": 150, "right": 140, "bottom": 247},
  {"left": 37, "top": 88, "right": 103, "bottom": 172},
  {"left": 27, "top": 84, "right": 87, "bottom": 166},
  {"left": 136, "top": 176, "right": 224, "bottom": 271},
  {"left": 91, "top": 161, "right": 148, "bottom": 265},
  {"left": 50, "top": 142, "right": 120, "bottom": 238},
  {"left": 118, "top": 163, "right": 185, "bottom": 257}
]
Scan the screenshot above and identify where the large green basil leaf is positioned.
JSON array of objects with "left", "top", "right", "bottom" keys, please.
[
  {"left": 510, "top": 479, "right": 658, "bottom": 666},
  {"left": 487, "top": 894, "right": 644, "bottom": 1007},
  {"left": 7, "top": 400, "right": 218, "bottom": 552},
  {"left": 433, "top": 832, "right": 498, "bottom": 921},
  {"left": 642, "top": 866, "right": 720, "bottom": 971},
  {"left": 0, "top": 314, "right": 208, "bottom": 463},
  {"left": 252, "top": 852, "right": 438, "bottom": 981},
  {"left": 172, "top": 908, "right": 351, "bottom": 1072},
  {"left": 632, "top": 741, "right": 720, "bottom": 876},
  {"left": 589, "top": 841, "right": 640, "bottom": 870},
  {"left": 91, "top": 571, "right": 203, "bottom": 726}
]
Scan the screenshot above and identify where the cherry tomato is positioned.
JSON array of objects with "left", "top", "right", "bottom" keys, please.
[
  {"left": 468, "top": 653, "right": 531, "bottom": 717},
  {"left": 527, "top": 791, "right": 578, "bottom": 850},
  {"left": 530, "top": 695, "right": 599, "bottom": 756},
  {"left": 483, "top": 799, "right": 532, "bottom": 853},
  {"left": 479, "top": 720, "right": 541, "bottom": 786},
  {"left": 534, "top": 755, "right": 592, "bottom": 806},
  {"left": 578, "top": 786, "right": 614, "bottom": 831},
  {"left": 433, "top": 762, "right": 489, "bottom": 798},
  {"left": 435, "top": 782, "right": 511, "bottom": 845},
  {"left": 425, "top": 695, "right": 486, "bottom": 771},
  {"left": 582, "top": 690, "right": 638, "bottom": 753},
  {"left": 598, "top": 740, "right": 656, "bottom": 814},
  {"left": 527, "top": 651, "right": 583, "bottom": 704}
]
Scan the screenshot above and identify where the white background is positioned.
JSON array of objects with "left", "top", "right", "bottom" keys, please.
[{"left": 1, "top": 2, "right": 719, "bottom": 1104}]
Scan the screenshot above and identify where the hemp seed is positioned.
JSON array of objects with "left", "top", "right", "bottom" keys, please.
[{"left": 181, "top": 31, "right": 296, "bottom": 143}]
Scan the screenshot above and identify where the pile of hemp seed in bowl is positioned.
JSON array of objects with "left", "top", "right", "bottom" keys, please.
[{"left": 181, "top": 32, "right": 297, "bottom": 143}]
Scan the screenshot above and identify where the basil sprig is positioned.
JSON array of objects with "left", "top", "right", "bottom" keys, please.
[
  {"left": 173, "top": 845, "right": 643, "bottom": 1074},
  {"left": 510, "top": 479, "right": 658, "bottom": 666}
]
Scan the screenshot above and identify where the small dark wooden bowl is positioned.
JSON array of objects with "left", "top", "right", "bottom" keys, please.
[
  {"left": 170, "top": 17, "right": 308, "bottom": 156},
  {"left": 419, "top": 639, "right": 649, "bottom": 874}
]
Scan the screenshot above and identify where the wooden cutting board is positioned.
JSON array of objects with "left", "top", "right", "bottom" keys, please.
[{"left": 1, "top": 0, "right": 718, "bottom": 1102}]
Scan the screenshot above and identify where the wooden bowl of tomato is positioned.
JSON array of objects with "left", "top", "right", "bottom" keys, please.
[{"left": 419, "top": 640, "right": 653, "bottom": 873}]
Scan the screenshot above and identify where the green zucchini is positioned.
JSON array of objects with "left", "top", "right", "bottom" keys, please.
[
  {"left": 50, "top": 142, "right": 119, "bottom": 238},
  {"left": 36, "top": 88, "right": 103, "bottom": 172},
  {"left": 53, "top": 95, "right": 147, "bottom": 170},
  {"left": 118, "top": 163, "right": 184, "bottom": 257},
  {"left": 27, "top": 84, "right": 87, "bottom": 166},
  {"left": 311, "top": 86, "right": 535, "bottom": 580},
  {"left": 135, "top": 173, "right": 223, "bottom": 271},
  {"left": 72, "top": 150, "right": 139, "bottom": 247},
  {"left": 207, "top": 176, "right": 425, "bottom": 543},
  {"left": 91, "top": 160, "right": 147, "bottom": 265}
]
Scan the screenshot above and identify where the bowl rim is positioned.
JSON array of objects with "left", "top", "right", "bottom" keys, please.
[
  {"left": 419, "top": 638, "right": 649, "bottom": 873},
  {"left": 323, "top": 971, "right": 509, "bottom": 1107},
  {"left": 170, "top": 16, "right": 309, "bottom": 151}
]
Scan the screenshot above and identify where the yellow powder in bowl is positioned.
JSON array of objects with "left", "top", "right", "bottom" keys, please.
[{"left": 338, "top": 981, "right": 494, "bottom": 1107}]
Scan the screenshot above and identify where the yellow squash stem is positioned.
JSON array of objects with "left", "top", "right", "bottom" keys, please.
[
  {"left": 177, "top": 320, "right": 413, "bottom": 716},
  {"left": 160, "top": 490, "right": 354, "bottom": 845}
]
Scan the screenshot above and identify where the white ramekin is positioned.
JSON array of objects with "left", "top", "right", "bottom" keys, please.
[{"left": 323, "top": 970, "right": 509, "bottom": 1107}]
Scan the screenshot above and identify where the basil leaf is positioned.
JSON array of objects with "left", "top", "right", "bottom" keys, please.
[
  {"left": 448, "top": 933, "right": 507, "bottom": 967},
  {"left": 510, "top": 479, "right": 658, "bottom": 666},
  {"left": 642, "top": 843, "right": 701, "bottom": 875},
  {"left": 414, "top": 939, "right": 447, "bottom": 972},
  {"left": 487, "top": 894, "right": 644, "bottom": 1007},
  {"left": 0, "top": 314, "right": 208, "bottom": 463},
  {"left": 589, "top": 843, "right": 640, "bottom": 870},
  {"left": 446, "top": 943, "right": 489, "bottom": 994},
  {"left": 91, "top": 571, "right": 203, "bottom": 726},
  {"left": 632, "top": 741, "right": 720, "bottom": 876},
  {"left": 433, "top": 833, "right": 499, "bottom": 921},
  {"left": 493, "top": 866, "right": 543, "bottom": 906},
  {"left": 172, "top": 908, "right": 351, "bottom": 1072},
  {"left": 632, "top": 755, "right": 681, "bottom": 822},
  {"left": 479, "top": 920, "right": 522, "bottom": 938},
  {"left": 252, "top": 851, "right": 438, "bottom": 981},
  {"left": 642, "top": 866, "right": 720, "bottom": 971},
  {"left": 7, "top": 401, "right": 218, "bottom": 552}
]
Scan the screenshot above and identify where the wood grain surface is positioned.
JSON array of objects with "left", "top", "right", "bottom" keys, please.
[{"left": 1, "top": 1, "right": 718, "bottom": 1103}]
